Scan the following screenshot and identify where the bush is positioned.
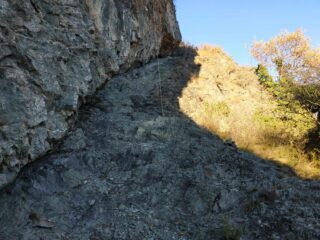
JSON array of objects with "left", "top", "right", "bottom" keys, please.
[
  {"left": 255, "top": 64, "right": 276, "bottom": 89},
  {"left": 251, "top": 30, "right": 320, "bottom": 159},
  {"left": 254, "top": 65, "right": 316, "bottom": 145},
  {"left": 293, "top": 84, "right": 320, "bottom": 114},
  {"left": 204, "top": 101, "right": 230, "bottom": 117},
  {"left": 253, "top": 63, "right": 319, "bottom": 170}
]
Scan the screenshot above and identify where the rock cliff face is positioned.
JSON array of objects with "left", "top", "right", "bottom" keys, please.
[{"left": 0, "top": 0, "right": 181, "bottom": 188}]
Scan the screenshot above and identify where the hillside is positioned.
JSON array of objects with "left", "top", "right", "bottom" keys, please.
[
  {"left": 0, "top": 47, "right": 319, "bottom": 239},
  {"left": 179, "top": 45, "right": 319, "bottom": 178}
]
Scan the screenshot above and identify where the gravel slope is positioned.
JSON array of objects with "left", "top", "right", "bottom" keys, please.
[{"left": 0, "top": 53, "right": 319, "bottom": 240}]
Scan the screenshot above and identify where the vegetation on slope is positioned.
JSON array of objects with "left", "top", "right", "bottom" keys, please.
[
  {"left": 179, "top": 44, "right": 319, "bottom": 178},
  {"left": 252, "top": 30, "right": 320, "bottom": 154}
]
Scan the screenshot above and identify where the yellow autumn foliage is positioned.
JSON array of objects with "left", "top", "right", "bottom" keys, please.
[{"left": 251, "top": 29, "right": 320, "bottom": 84}]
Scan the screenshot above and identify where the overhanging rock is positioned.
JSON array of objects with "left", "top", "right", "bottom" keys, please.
[{"left": 0, "top": 0, "right": 181, "bottom": 188}]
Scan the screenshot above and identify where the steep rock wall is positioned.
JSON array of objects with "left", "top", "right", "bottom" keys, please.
[{"left": 0, "top": 0, "right": 181, "bottom": 188}]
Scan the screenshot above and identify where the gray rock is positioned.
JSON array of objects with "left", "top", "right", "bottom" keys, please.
[
  {"left": 0, "top": 0, "right": 181, "bottom": 188},
  {"left": 63, "top": 128, "right": 86, "bottom": 151},
  {"left": 0, "top": 53, "right": 319, "bottom": 239}
]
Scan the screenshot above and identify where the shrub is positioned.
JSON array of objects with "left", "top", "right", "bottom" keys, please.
[
  {"left": 251, "top": 30, "right": 320, "bottom": 154},
  {"left": 292, "top": 84, "right": 320, "bottom": 115},
  {"left": 255, "top": 64, "right": 276, "bottom": 89},
  {"left": 204, "top": 101, "right": 230, "bottom": 117},
  {"left": 254, "top": 63, "right": 317, "bottom": 146}
]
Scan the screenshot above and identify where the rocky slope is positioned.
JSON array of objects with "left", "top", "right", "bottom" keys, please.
[
  {"left": 0, "top": 48, "right": 319, "bottom": 239},
  {"left": 0, "top": 0, "right": 181, "bottom": 188},
  {"left": 179, "top": 45, "right": 319, "bottom": 178}
]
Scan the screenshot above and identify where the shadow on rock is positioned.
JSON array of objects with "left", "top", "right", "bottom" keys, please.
[{"left": 0, "top": 45, "right": 319, "bottom": 240}]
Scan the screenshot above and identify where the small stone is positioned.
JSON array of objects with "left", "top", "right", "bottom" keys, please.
[
  {"left": 118, "top": 204, "right": 126, "bottom": 210},
  {"left": 89, "top": 200, "right": 96, "bottom": 206}
]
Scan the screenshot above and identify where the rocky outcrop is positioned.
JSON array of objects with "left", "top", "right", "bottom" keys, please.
[
  {"left": 0, "top": 0, "right": 181, "bottom": 188},
  {"left": 0, "top": 50, "right": 319, "bottom": 239}
]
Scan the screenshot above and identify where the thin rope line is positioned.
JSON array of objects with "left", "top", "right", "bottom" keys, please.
[{"left": 157, "top": 58, "right": 165, "bottom": 117}]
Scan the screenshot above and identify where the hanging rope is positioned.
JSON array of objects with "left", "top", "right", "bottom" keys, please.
[
  {"left": 157, "top": 58, "right": 165, "bottom": 117},
  {"left": 153, "top": 11, "right": 164, "bottom": 117}
]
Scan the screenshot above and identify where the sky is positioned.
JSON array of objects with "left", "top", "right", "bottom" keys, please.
[{"left": 175, "top": 0, "right": 320, "bottom": 66}]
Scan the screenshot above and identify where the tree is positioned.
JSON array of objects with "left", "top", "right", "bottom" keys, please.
[
  {"left": 255, "top": 64, "right": 276, "bottom": 88},
  {"left": 251, "top": 29, "right": 320, "bottom": 111},
  {"left": 251, "top": 30, "right": 320, "bottom": 153},
  {"left": 251, "top": 29, "right": 320, "bottom": 84}
]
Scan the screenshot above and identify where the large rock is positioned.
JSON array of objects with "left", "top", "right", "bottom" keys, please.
[{"left": 0, "top": 0, "right": 181, "bottom": 188}]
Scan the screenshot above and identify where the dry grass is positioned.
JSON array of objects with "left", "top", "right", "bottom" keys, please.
[{"left": 179, "top": 45, "right": 320, "bottom": 179}]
